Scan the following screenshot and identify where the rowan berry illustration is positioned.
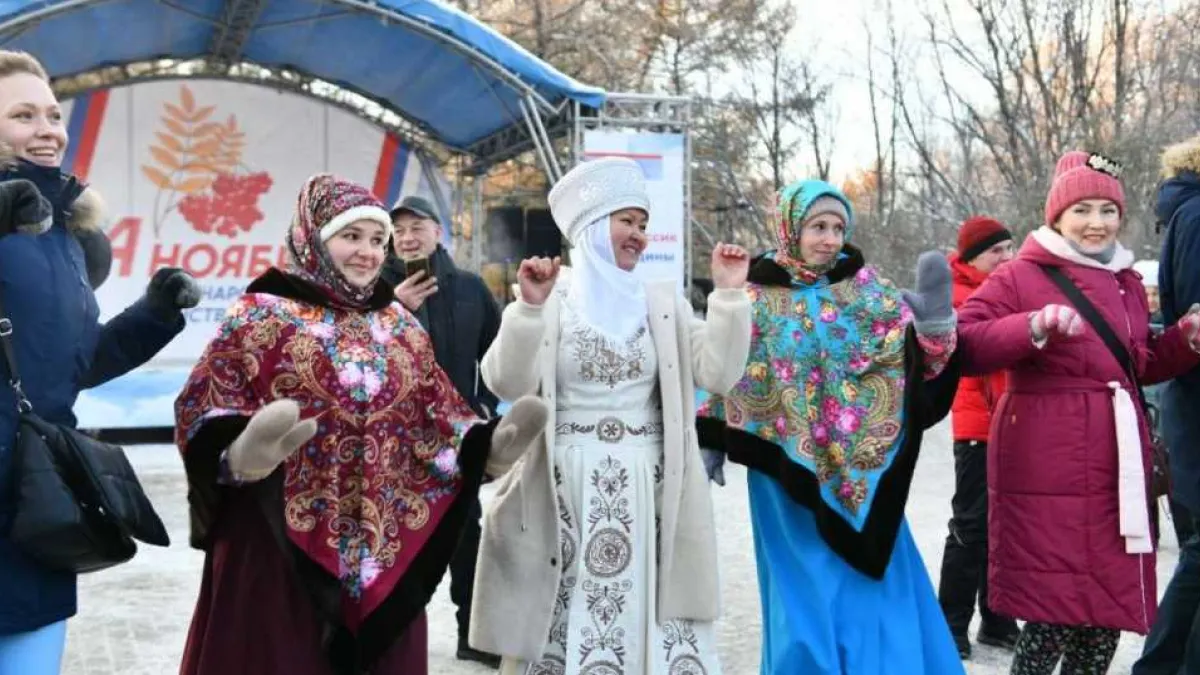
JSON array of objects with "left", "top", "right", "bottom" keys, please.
[{"left": 140, "top": 84, "right": 273, "bottom": 238}]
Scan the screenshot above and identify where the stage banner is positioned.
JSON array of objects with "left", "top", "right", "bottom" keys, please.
[
  {"left": 63, "top": 80, "right": 449, "bottom": 428},
  {"left": 580, "top": 131, "right": 686, "bottom": 287}
]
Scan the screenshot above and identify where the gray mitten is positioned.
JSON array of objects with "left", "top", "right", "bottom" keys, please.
[
  {"left": 227, "top": 400, "right": 318, "bottom": 482},
  {"left": 488, "top": 395, "right": 548, "bottom": 476},
  {"left": 901, "top": 251, "right": 955, "bottom": 335},
  {"left": 701, "top": 448, "right": 726, "bottom": 487}
]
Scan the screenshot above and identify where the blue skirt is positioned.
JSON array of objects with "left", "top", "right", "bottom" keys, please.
[{"left": 748, "top": 470, "right": 965, "bottom": 675}]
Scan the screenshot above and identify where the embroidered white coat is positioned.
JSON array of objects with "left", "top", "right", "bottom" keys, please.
[{"left": 469, "top": 280, "right": 751, "bottom": 661}]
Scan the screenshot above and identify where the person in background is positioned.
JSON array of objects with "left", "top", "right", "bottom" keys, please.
[
  {"left": 1135, "top": 259, "right": 1195, "bottom": 549},
  {"left": 1133, "top": 133, "right": 1200, "bottom": 675},
  {"left": 379, "top": 194, "right": 503, "bottom": 668},
  {"left": 1136, "top": 260, "right": 1163, "bottom": 324},
  {"left": 938, "top": 216, "right": 1022, "bottom": 659},
  {"left": 0, "top": 49, "right": 199, "bottom": 675},
  {"left": 957, "top": 150, "right": 1200, "bottom": 675}
]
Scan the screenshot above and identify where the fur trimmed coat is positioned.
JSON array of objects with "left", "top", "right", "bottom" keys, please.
[
  {"left": 1157, "top": 134, "right": 1200, "bottom": 514},
  {"left": 468, "top": 280, "right": 750, "bottom": 661},
  {"left": 0, "top": 160, "right": 185, "bottom": 635}
]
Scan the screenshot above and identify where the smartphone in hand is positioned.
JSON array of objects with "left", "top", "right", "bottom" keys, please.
[{"left": 404, "top": 257, "right": 432, "bottom": 279}]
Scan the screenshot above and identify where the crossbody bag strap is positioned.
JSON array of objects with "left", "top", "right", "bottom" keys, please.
[
  {"left": 1037, "top": 263, "right": 1147, "bottom": 411},
  {"left": 0, "top": 290, "right": 31, "bottom": 413}
]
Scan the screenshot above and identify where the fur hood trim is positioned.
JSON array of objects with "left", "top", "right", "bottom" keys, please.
[
  {"left": 69, "top": 188, "right": 105, "bottom": 233},
  {"left": 1161, "top": 134, "right": 1200, "bottom": 179}
]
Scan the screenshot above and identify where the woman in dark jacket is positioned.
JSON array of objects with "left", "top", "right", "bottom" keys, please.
[{"left": 0, "top": 50, "right": 198, "bottom": 673}]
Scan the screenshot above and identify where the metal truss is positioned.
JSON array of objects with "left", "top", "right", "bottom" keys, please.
[
  {"left": 574, "top": 93, "right": 690, "bottom": 135},
  {"left": 463, "top": 112, "right": 571, "bottom": 176},
  {"left": 209, "top": 0, "right": 270, "bottom": 64}
]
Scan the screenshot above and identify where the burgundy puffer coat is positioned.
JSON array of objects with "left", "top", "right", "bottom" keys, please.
[{"left": 957, "top": 230, "right": 1200, "bottom": 634}]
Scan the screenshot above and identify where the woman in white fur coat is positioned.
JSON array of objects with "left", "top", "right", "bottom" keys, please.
[{"left": 470, "top": 157, "right": 752, "bottom": 675}]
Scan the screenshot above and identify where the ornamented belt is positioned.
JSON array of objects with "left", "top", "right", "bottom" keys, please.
[{"left": 555, "top": 411, "right": 664, "bottom": 444}]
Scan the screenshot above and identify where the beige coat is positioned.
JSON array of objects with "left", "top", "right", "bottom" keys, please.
[{"left": 468, "top": 279, "right": 751, "bottom": 661}]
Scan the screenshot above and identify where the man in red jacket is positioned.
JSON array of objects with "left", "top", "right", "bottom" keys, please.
[{"left": 937, "top": 216, "right": 1021, "bottom": 659}]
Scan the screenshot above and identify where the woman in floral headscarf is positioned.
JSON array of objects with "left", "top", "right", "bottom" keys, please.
[
  {"left": 698, "top": 179, "right": 965, "bottom": 674},
  {"left": 174, "top": 174, "right": 546, "bottom": 675}
]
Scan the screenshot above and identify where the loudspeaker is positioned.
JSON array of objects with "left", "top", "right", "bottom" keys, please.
[
  {"left": 525, "top": 209, "right": 562, "bottom": 258},
  {"left": 485, "top": 206, "right": 524, "bottom": 262}
]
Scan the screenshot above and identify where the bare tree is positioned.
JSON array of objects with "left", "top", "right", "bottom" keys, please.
[
  {"left": 724, "top": 3, "right": 832, "bottom": 190},
  {"left": 875, "top": 0, "right": 1200, "bottom": 259}
]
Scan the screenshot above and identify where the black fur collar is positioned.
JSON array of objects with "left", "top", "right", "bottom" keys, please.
[
  {"left": 748, "top": 244, "right": 867, "bottom": 287},
  {"left": 246, "top": 268, "right": 395, "bottom": 311}
]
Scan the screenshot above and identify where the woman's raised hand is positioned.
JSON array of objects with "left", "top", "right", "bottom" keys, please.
[
  {"left": 711, "top": 243, "right": 750, "bottom": 289},
  {"left": 517, "top": 256, "right": 562, "bottom": 306}
]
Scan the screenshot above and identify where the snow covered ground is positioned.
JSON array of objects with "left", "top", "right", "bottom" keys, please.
[{"left": 62, "top": 422, "right": 1177, "bottom": 674}]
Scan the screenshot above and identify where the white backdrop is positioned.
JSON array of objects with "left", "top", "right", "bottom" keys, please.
[
  {"left": 581, "top": 130, "right": 686, "bottom": 287},
  {"left": 65, "top": 80, "right": 449, "bottom": 428}
]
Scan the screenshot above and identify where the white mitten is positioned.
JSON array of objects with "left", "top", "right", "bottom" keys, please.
[
  {"left": 1030, "top": 304, "right": 1084, "bottom": 344},
  {"left": 227, "top": 399, "right": 318, "bottom": 482},
  {"left": 487, "top": 395, "right": 548, "bottom": 476}
]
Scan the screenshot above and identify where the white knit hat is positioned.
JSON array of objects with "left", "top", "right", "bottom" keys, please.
[
  {"left": 1133, "top": 259, "right": 1159, "bottom": 288},
  {"left": 319, "top": 205, "right": 392, "bottom": 242},
  {"left": 547, "top": 157, "right": 650, "bottom": 243}
]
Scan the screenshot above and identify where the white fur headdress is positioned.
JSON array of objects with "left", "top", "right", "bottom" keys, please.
[{"left": 547, "top": 157, "right": 650, "bottom": 243}]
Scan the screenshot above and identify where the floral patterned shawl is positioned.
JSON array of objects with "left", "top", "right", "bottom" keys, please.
[
  {"left": 699, "top": 180, "right": 911, "bottom": 530},
  {"left": 175, "top": 176, "right": 481, "bottom": 630}
]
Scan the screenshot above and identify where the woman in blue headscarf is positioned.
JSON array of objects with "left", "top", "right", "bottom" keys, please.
[{"left": 698, "top": 179, "right": 965, "bottom": 674}]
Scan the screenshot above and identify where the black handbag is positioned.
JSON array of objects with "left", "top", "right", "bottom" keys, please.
[
  {"left": 0, "top": 298, "right": 169, "bottom": 573},
  {"left": 1038, "top": 264, "right": 1172, "bottom": 498}
]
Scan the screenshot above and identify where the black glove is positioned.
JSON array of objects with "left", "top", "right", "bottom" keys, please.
[
  {"left": 145, "top": 267, "right": 201, "bottom": 320},
  {"left": 0, "top": 179, "right": 52, "bottom": 236}
]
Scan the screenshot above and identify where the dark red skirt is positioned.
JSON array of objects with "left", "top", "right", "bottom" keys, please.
[{"left": 180, "top": 489, "right": 427, "bottom": 675}]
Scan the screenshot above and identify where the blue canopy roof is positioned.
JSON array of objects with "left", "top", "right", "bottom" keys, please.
[{"left": 0, "top": 0, "right": 605, "bottom": 152}]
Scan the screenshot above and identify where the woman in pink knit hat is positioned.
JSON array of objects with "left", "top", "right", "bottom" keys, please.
[{"left": 956, "top": 151, "right": 1200, "bottom": 674}]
